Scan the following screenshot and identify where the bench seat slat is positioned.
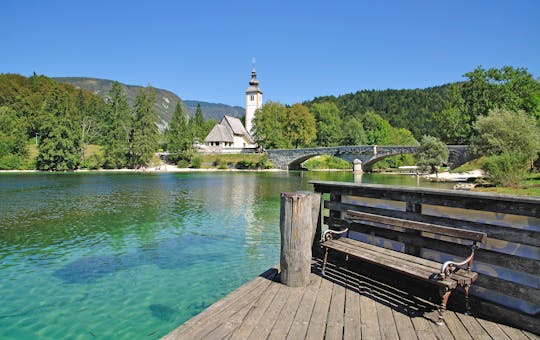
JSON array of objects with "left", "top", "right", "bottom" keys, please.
[
  {"left": 324, "top": 238, "right": 463, "bottom": 288},
  {"left": 346, "top": 210, "right": 487, "bottom": 243},
  {"left": 338, "top": 238, "right": 477, "bottom": 285}
]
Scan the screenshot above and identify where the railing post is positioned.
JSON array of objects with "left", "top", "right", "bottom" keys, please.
[{"left": 280, "top": 191, "right": 321, "bottom": 287}]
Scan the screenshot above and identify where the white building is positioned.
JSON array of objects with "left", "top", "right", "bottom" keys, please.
[
  {"left": 203, "top": 67, "right": 262, "bottom": 152},
  {"left": 245, "top": 67, "right": 263, "bottom": 134},
  {"left": 204, "top": 115, "right": 256, "bottom": 152}
]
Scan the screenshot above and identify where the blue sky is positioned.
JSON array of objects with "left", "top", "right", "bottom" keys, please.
[{"left": 2, "top": 0, "right": 539, "bottom": 107}]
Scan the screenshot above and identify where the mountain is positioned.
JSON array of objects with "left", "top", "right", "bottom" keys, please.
[
  {"left": 54, "top": 77, "right": 191, "bottom": 129},
  {"left": 184, "top": 100, "right": 245, "bottom": 121}
]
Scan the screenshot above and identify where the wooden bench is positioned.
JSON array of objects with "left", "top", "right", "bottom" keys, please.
[{"left": 321, "top": 210, "right": 487, "bottom": 325}]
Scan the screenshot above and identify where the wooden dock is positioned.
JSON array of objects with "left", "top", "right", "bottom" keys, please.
[{"left": 163, "top": 260, "right": 538, "bottom": 339}]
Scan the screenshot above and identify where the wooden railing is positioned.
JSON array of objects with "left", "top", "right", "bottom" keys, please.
[{"left": 311, "top": 180, "right": 540, "bottom": 334}]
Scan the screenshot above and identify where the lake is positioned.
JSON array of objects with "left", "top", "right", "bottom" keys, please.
[{"left": 0, "top": 171, "right": 453, "bottom": 339}]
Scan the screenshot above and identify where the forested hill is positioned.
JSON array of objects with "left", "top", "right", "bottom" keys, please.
[
  {"left": 54, "top": 77, "right": 191, "bottom": 128},
  {"left": 306, "top": 84, "right": 453, "bottom": 139},
  {"left": 184, "top": 100, "right": 244, "bottom": 121}
]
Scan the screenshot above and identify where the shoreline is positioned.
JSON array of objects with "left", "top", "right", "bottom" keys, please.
[{"left": 0, "top": 166, "right": 286, "bottom": 174}]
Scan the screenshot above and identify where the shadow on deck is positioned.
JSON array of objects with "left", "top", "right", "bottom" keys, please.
[{"left": 163, "top": 258, "right": 538, "bottom": 339}]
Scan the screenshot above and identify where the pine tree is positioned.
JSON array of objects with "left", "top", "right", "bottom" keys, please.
[
  {"left": 129, "top": 86, "right": 159, "bottom": 168},
  {"left": 189, "top": 103, "right": 205, "bottom": 143},
  {"left": 103, "top": 82, "right": 131, "bottom": 168},
  {"left": 36, "top": 87, "right": 81, "bottom": 171},
  {"left": 165, "top": 102, "right": 192, "bottom": 163}
]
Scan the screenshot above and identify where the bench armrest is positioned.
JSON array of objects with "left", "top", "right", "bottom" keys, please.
[
  {"left": 322, "top": 228, "right": 349, "bottom": 242},
  {"left": 440, "top": 244, "right": 479, "bottom": 279}
]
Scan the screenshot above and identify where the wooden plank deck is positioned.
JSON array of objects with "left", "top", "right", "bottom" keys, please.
[{"left": 163, "top": 261, "right": 539, "bottom": 340}]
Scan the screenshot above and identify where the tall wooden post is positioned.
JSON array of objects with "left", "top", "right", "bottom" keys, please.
[{"left": 280, "top": 191, "right": 321, "bottom": 287}]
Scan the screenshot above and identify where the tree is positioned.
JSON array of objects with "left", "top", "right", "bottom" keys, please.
[
  {"left": 129, "top": 87, "right": 159, "bottom": 168},
  {"left": 415, "top": 135, "right": 448, "bottom": 173},
  {"left": 341, "top": 116, "right": 367, "bottom": 145},
  {"left": 284, "top": 104, "right": 316, "bottom": 148},
  {"left": 189, "top": 103, "right": 206, "bottom": 143},
  {"left": 363, "top": 111, "right": 392, "bottom": 145},
  {"left": 103, "top": 82, "right": 131, "bottom": 168},
  {"left": 165, "top": 102, "right": 192, "bottom": 163},
  {"left": 252, "top": 101, "right": 288, "bottom": 149},
  {"left": 311, "top": 102, "right": 343, "bottom": 146},
  {"left": 36, "top": 88, "right": 81, "bottom": 171},
  {"left": 472, "top": 108, "right": 540, "bottom": 159},
  {"left": 472, "top": 108, "right": 540, "bottom": 186},
  {"left": 0, "top": 106, "right": 28, "bottom": 169},
  {"left": 431, "top": 83, "right": 472, "bottom": 144}
]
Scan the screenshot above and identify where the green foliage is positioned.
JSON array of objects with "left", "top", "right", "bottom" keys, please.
[
  {"left": 363, "top": 111, "right": 392, "bottom": 145},
  {"left": 237, "top": 159, "right": 256, "bottom": 169},
  {"left": 482, "top": 153, "right": 529, "bottom": 187},
  {"left": 165, "top": 102, "right": 193, "bottom": 164},
  {"left": 0, "top": 106, "right": 28, "bottom": 169},
  {"left": 431, "top": 83, "right": 472, "bottom": 144},
  {"left": 311, "top": 102, "right": 342, "bottom": 146},
  {"left": 253, "top": 101, "right": 288, "bottom": 149},
  {"left": 190, "top": 155, "right": 202, "bottom": 168},
  {"left": 103, "top": 82, "right": 131, "bottom": 168},
  {"left": 471, "top": 108, "right": 540, "bottom": 161},
  {"left": 36, "top": 87, "right": 82, "bottom": 171},
  {"left": 341, "top": 116, "right": 367, "bottom": 145},
  {"left": 302, "top": 155, "right": 352, "bottom": 170},
  {"left": 129, "top": 87, "right": 159, "bottom": 168},
  {"left": 256, "top": 156, "right": 272, "bottom": 169},
  {"left": 415, "top": 135, "right": 448, "bottom": 173},
  {"left": 284, "top": 104, "right": 316, "bottom": 148},
  {"left": 189, "top": 103, "right": 206, "bottom": 143}
]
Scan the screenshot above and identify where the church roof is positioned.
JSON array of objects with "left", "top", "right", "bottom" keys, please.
[
  {"left": 204, "top": 123, "right": 234, "bottom": 142},
  {"left": 246, "top": 67, "right": 262, "bottom": 94},
  {"left": 204, "top": 115, "right": 254, "bottom": 143},
  {"left": 222, "top": 115, "right": 254, "bottom": 143}
]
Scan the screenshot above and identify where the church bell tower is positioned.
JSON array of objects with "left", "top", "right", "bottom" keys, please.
[{"left": 245, "top": 66, "right": 262, "bottom": 135}]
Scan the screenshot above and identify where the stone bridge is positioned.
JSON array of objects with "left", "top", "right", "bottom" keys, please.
[{"left": 266, "top": 145, "right": 470, "bottom": 171}]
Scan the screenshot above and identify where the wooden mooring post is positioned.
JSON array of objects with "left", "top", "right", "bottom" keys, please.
[{"left": 279, "top": 191, "right": 321, "bottom": 287}]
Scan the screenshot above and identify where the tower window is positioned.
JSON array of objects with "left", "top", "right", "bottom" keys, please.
[{"left": 250, "top": 95, "right": 254, "bottom": 101}]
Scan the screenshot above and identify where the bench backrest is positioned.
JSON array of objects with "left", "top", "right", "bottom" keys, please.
[
  {"left": 311, "top": 180, "right": 540, "bottom": 334},
  {"left": 345, "top": 210, "right": 487, "bottom": 243}
]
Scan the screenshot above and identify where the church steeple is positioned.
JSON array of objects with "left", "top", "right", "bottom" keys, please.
[{"left": 245, "top": 64, "right": 262, "bottom": 134}]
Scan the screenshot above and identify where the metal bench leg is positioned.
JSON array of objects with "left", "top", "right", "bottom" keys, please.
[
  {"left": 322, "top": 247, "right": 329, "bottom": 275},
  {"left": 437, "top": 287, "right": 452, "bottom": 326},
  {"left": 464, "top": 285, "right": 471, "bottom": 315}
]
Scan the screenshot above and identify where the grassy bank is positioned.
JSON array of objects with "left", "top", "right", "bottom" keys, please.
[
  {"left": 474, "top": 173, "right": 540, "bottom": 196},
  {"left": 302, "top": 155, "right": 352, "bottom": 170}
]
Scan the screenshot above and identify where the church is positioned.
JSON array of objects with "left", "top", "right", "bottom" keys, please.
[{"left": 202, "top": 67, "right": 262, "bottom": 152}]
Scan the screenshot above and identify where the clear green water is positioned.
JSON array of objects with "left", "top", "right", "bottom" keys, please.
[{"left": 0, "top": 171, "right": 452, "bottom": 339}]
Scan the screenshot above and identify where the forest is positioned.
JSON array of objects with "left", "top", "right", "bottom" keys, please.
[{"left": 0, "top": 66, "right": 539, "bottom": 174}]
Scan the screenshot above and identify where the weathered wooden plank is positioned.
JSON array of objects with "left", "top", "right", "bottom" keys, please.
[
  {"left": 335, "top": 222, "right": 539, "bottom": 274},
  {"left": 455, "top": 312, "right": 492, "bottom": 340},
  {"left": 305, "top": 277, "right": 333, "bottom": 340},
  {"left": 359, "top": 294, "right": 382, "bottom": 339},
  {"left": 498, "top": 323, "right": 536, "bottom": 340},
  {"left": 248, "top": 283, "right": 292, "bottom": 340},
  {"left": 312, "top": 180, "right": 540, "bottom": 217},
  {"left": 346, "top": 210, "right": 487, "bottom": 242},
  {"left": 231, "top": 280, "right": 281, "bottom": 339},
  {"left": 267, "top": 286, "right": 305, "bottom": 340},
  {"left": 410, "top": 315, "right": 437, "bottom": 340},
  {"left": 429, "top": 316, "right": 456, "bottom": 340},
  {"left": 475, "top": 274, "right": 540, "bottom": 306},
  {"left": 442, "top": 311, "right": 472, "bottom": 340},
  {"left": 203, "top": 302, "right": 254, "bottom": 339},
  {"left": 339, "top": 238, "right": 477, "bottom": 284},
  {"left": 475, "top": 318, "right": 512, "bottom": 340},
  {"left": 325, "top": 282, "right": 346, "bottom": 339},
  {"left": 325, "top": 200, "right": 540, "bottom": 247},
  {"left": 391, "top": 308, "right": 418, "bottom": 340},
  {"left": 375, "top": 299, "right": 400, "bottom": 339},
  {"left": 163, "top": 268, "right": 277, "bottom": 339},
  {"left": 324, "top": 239, "right": 457, "bottom": 288},
  {"left": 286, "top": 274, "right": 323, "bottom": 339},
  {"left": 343, "top": 286, "right": 362, "bottom": 340}
]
